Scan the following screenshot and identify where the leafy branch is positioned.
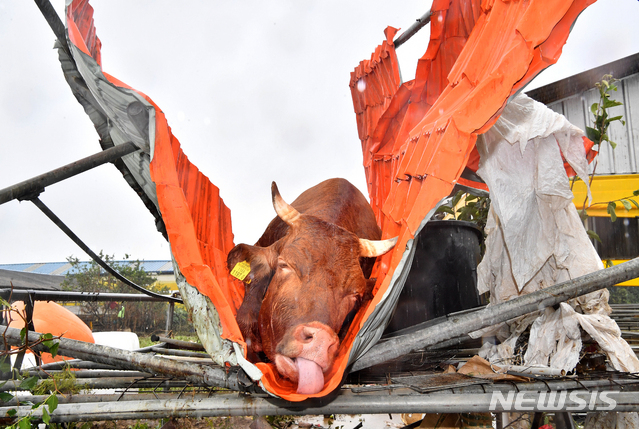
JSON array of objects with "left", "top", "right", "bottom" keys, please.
[
  {"left": 571, "top": 75, "right": 633, "bottom": 244},
  {"left": 1, "top": 295, "right": 62, "bottom": 428},
  {"left": 588, "top": 190, "right": 639, "bottom": 222},
  {"left": 585, "top": 75, "right": 626, "bottom": 149}
]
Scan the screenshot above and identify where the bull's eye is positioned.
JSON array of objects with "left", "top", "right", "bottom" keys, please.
[{"left": 277, "top": 258, "right": 290, "bottom": 271}]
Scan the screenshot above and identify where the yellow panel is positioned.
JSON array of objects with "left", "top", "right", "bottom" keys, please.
[
  {"left": 572, "top": 174, "right": 639, "bottom": 218},
  {"left": 607, "top": 260, "right": 639, "bottom": 286},
  {"left": 153, "top": 280, "right": 179, "bottom": 291}
]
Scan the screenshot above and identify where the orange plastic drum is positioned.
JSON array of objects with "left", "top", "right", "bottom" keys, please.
[{"left": 7, "top": 301, "right": 95, "bottom": 364}]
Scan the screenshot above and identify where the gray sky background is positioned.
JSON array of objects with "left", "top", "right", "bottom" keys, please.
[{"left": 1, "top": 0, "right": 638, "bottom": 265}]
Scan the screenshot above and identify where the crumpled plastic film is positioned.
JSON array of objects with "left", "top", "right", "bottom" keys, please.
[{"left": 474, "top": 93, "right": 639, "bottom": 375}]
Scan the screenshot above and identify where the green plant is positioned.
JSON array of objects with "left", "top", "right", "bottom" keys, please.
[
  {"left": 61, "top": 253, "right": 173, "bottom": 333},
  {"left": 436, "top": 190, "right": 490, "bottom": 230},
  {"left": 586, "top": 75, "right": 626, "bottom": 150},
  {"left": 573, "top": 75, "right": 635, "bottom": 229},
  {"left": 1, "top": 296, "right": 63, "bottom": 428},
  {"left": 265, "top": 415, "right": 296, "bottom": 428}
]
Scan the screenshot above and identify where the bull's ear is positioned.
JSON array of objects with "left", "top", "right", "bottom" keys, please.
[
  {"left": 359, "top": 237, "right": 398, "bottom": 257},
  {"left": 227, "top": 243, "right": 278, "bottom": 286}
]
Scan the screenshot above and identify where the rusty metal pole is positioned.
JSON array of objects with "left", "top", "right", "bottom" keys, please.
[
  {"left": 33, "top": 0, "right": 69, "bottom": 53},
  {"left": 352, "top": 257, "right": 639, "bottom": 372},
  {"left": 1, "top": 325, "right": 246, "bottom": 391},
  {"left": 0, "top": 142, "right": 140, "bottom": 206},
  {"left": 2, "top": 391, "right": 639, "bottom": 423},
  {"left": 393, "top": 10, "right": 432, "bottom": 48},
  {"left": 165, "top": 301, "right": 175, "bottom": 335}
]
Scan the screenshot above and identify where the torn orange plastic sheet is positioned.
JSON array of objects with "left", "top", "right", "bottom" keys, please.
[
  {"left": 64, "top": 0, "right": 595, "bottom": 401},
  {"left": 66, "top": 0, "right": 245, "bottom": 349},
  {"left": 350, "top": 0, "right": 596, "bottom": 306}
]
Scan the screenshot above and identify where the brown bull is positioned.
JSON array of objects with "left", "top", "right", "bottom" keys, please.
[{"left": 227, "top": 178, "right": 396, "bottom": 394}]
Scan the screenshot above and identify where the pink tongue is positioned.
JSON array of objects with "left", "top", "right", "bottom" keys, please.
[{"left": 295, "top": 357, "right": 325, "bottom": 394}]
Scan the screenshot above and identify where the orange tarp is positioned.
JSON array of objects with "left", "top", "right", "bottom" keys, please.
[
  {"left": 67, "top": 0, "right": 245, "bottom": 348},
  {"left": 8, "top": 301, "right": 95, "bottom": 364},
  {"left": 65, "top": 0, "right": 596, "bottom": 401}
]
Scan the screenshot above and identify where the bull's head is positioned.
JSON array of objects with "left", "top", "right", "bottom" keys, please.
[{"left": 228, "top": 182, "right": 396, "bottom": 394}]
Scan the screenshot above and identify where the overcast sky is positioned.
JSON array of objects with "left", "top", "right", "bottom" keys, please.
[{"left": 1, "top": 0, "right": 638, "bottom": 265}]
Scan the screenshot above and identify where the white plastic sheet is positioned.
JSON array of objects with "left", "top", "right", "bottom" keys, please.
[{"left": 474, "top": 93, "right": 639, "bottom": 374}]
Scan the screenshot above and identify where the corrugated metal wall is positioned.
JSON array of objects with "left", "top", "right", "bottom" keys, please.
[{"left": 543, "top": 72, "right": 639, "bottom": 175}]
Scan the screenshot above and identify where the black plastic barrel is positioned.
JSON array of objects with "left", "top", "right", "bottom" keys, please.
[{"left": 384, "top": 220, "right": 483, "bottom": 334}]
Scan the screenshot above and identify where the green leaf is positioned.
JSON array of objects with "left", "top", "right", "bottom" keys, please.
[
  {"left": 609, "top": 140, "right": 617, "bottom": 149},
  {"left": 18, "top": 376, "right": 38, "bottom": 391},
  {"left": 20, "top": 327, "right": 27, "bottom": 343},
  {"left": 0, "top": 392, "right": 14, "bottom": 403},
  {"left": 591, "top": 103, "right": 598, "bottom": 115},
  {"left": 45, "top": 394, "right": 58, "bottom": 413},
  {"left": 607, "top": 202, "right": 618, "bottom": 222},
  {"left": 18, "top": 417, "right": 31, "bottom": 429},
  {"left": 42, "top": 406, "right": 50, "bottom": 425},
  {"left": 603, "top": 98, "right": 622, "bottom": 109},
  {"left": 607, "top": 115, "right": 624, "bottom": 123},
  {"left": 436, "top": 205, "right": 455, "bottom": 215},
  {"left": 621, "top": 199, "right": 633, "bottom": 211},
  {"left": 578, "top": 209, "right": 589, "bottom": 222},
  {"left": 451, "top": 190, "right": 463, "bottom": 207},
  {"left": 0, "top": 357, "right": 11, "bottom": 374},
  {"left": 586, "top": 126, "right": 601, "bottom": 142},
  {"left": 7, "top": 408, "right": 17, "bottom": 417},
  {"left": 31, "top": 401, "right": 42, "bottom": 410},
  {"left": 48, "top": 342, "right": 60, "bottom": 358},
  {"left": 587, "top": 230, "right": 602, "bottom": 244}
]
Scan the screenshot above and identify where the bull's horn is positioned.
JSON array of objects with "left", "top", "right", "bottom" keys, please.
[
  {"left": 271, "top": 182, "right": 301, "bottom": 226},
  {"left": 359, "top": 236, "right": 398, "bottom": 257}
]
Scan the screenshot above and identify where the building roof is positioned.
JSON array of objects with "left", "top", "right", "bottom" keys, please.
[
  {"left": 0, "top": 268, "right": 65, "bottom": 291},
  {"left": 526, "top": 52, "right": 639, "bottom": 105},
  {"left": 0, "top": 260, "right": 173, "bottom": 277}
]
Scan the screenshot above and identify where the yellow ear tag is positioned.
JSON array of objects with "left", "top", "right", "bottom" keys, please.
[{"left": 231, "top": 261, "right": 251, "bottom": 282}]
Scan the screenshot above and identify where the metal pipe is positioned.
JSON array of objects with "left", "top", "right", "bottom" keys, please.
[
  {"left": 393, "top": 11, "right": 432, "bottom": 49},
  {"left": 495, "top": 365, "right": 566, "bottom": 377},
  {"left": 33, "top": 0, "right": 69, "bottom": 54},
  {"left": 19, "top": 370, "right": 153, "bottom": 379},
  {"left": 0, "top": 289, "right": 172, "bottom": 303},
  {"left": 38, "top": 360, "right": 117, "bottom": 371},
  {"left": 150, "top": 335, "right": 205, "bottom": 351},
  {"left": 2, "top": 391, "right": 638, "bottom": 423},
  {"left": 1, "top": 325, "right": 244, "bottom": 391},
  {"left": 1, "top": 392, "right": 220, "bottom": 407},
  {"left": 150, "top": 347, "right": 210, "bottom": 359},
  {"left": 0, "top": 142, "right": 139, "bottom": 206},
  {"left": 29, "top": 197, "right": 182, "bottom": 304},
  {"left": 1, "top": 378, "right": 196, "bottom": 392},
  {"left": 5, "top": 378, "right": 638, "bottom": 407},
  {"left": 165, "top": 301, "right": 175, "bottom": 335},
  {"left": 352, "top": 257, "right": 639, "bottom": 372}
]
